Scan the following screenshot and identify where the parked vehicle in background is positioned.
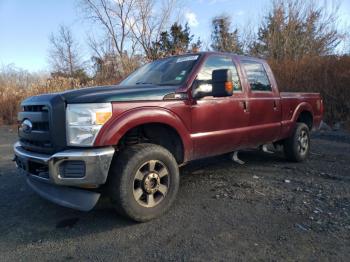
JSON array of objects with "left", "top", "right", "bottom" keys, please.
[{"left": 14, "top": 52, "right": 323, "bottom": 221}]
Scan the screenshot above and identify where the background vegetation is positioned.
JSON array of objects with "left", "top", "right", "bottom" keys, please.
[{"left": 0, "top": 0, "right": 349, "bottom": 126}]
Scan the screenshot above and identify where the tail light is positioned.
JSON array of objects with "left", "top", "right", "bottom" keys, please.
[{"left": 317, "top": 99, "right": 324, "bottom": 114}]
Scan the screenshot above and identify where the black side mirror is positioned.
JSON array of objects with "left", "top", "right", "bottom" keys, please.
[{"left": 212, "top": 69, "right": 233, "bottom": 97}]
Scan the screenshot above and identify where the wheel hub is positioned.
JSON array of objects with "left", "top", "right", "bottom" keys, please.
[
  {"left": 143, "top": 173, "right": 160, "bottom": 194},
  {"left": 298, "top": 130, "right": 309, "bottom": 154},
  {"left": 133, "top": 159, "right": 170, "bottom": 208}
]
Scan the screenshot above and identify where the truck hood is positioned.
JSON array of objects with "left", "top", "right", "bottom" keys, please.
[
  {"left": 23, "top": 84, "right": 179, "bottom": 104},
  {"left": 62, "top": 84, "right": 179, "bottom": 103}
]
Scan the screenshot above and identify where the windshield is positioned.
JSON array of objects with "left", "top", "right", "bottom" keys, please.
[{"left": 120, "top": 55, "right": 200, "bottom": 86}]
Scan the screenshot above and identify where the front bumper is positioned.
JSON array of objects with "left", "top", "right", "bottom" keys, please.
[{"left": 13, "top": 142, "right": 115, "bottom": 211}]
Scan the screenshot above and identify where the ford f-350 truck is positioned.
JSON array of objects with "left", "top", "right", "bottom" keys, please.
[{"left": 14, "top": 52, "right": 323, "bottom": 221}]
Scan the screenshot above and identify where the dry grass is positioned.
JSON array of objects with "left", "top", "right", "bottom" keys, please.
[
  {"left": 0, "top": 71, "right": 96, "bottom": 125},
  {"left": 270, "top": 55, "right": 350, "bottom": 124}
]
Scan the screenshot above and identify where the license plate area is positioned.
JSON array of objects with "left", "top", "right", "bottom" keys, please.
[
  {"left": 15, "top": 156, "right": 49, "bottom": 179},
  {"left": 28, "top": 161, "right": 49, "bottom": 179}
]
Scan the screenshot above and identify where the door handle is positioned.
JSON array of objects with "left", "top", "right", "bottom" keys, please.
[
  {"left": 273, "top": 100, "right": 278, "bottom": 110},
  {"left": 240, "top": 101, "right": 248, "bottom": 112}
]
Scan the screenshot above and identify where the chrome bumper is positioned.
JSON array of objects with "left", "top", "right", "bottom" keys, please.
[
  {"left": 13, "top": 142, "right": 115, "bottom": 186},
  {"left": 13, "top": 142, "right": 115, "bottom": 211}
]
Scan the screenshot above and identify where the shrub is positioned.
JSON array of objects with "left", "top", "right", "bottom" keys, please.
[
  {"left": 269, "top": 55, "right": 350, "bottom": 124},
  {"left": 0, "top": 66, "right": 96, "bottom": 125}
]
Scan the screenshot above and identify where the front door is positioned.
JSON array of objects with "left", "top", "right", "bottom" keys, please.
[{"left": 190, "top": 55, "right": 249, "bottom": 159}]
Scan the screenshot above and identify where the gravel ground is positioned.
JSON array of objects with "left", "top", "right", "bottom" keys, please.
[{"left": 0, "top": 126, "right": 349, "bottom": 261}]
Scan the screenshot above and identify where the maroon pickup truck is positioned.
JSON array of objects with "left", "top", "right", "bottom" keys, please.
[{"left": 14, "top": 52, "right": 323, "bottom": 221}]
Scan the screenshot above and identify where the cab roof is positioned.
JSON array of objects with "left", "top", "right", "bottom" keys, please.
[{"left": 176, "top": 51, "right": 266, "bottom": 63}]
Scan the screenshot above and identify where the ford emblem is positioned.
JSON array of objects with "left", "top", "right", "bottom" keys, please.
[{"left": 21, "top": 119, "right": 33, "bottom": 133}]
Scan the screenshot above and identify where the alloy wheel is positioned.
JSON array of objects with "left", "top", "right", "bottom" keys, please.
[
  {"left": 132, "top": 160, "right": 169, "bottom": 208},
  {"left": 297, "top": 130, "right": 309, "bottom": 155}
]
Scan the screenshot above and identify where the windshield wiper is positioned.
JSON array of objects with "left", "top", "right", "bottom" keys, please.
[
  {"left": 136, "top": 82, "right": 153, "bottom": 85},
  {"left": 134, "top": 82, "right": 177, "bottom": 86}
]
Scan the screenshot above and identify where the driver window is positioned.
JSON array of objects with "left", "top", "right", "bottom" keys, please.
[{"left": 196, "top": 55, "right": 242, "bottom": 92}]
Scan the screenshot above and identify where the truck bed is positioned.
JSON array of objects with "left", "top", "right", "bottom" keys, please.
[
  {"left": 280, "top": 92, "right": 321, "bottom": 99},
  {"left": 280, "top": 92, "right": 323, "bottom": 136}
]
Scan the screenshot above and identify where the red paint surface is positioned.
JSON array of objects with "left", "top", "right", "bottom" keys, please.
[{"left": 94, "top": 52, "right": 323, "bottom": 162}]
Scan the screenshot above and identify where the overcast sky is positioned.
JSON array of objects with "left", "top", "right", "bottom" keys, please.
[{"left": 0, "top": 0, "right": 349, "bottom": 72}]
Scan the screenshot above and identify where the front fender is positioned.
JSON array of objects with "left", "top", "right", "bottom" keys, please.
[{"left": 94, "top": 107, "right": 193, "bottom": 162}]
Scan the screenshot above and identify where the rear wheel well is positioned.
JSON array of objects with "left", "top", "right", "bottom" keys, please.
[
  {"left": 297, "top": 111, "right": 313, "bottom": 130},
  {"left": 117, "top": 123, "right": 184, "bottom": 164}
]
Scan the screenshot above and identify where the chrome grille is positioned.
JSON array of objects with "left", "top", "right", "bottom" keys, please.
[{"left": 18, "top": 104, "right": 52, "bottom": 153}]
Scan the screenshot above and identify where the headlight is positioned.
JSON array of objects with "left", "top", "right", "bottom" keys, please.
[{"left": 66, "top": 103, "right": 112, "bottom": 146}]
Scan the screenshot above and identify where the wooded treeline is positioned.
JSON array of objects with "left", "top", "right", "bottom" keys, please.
[{"left": 0, "top": 0, "right": 349, "bottom": 126}]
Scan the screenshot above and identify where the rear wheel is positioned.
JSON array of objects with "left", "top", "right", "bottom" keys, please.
[
  {"left": 284, "top": 123, "right": 310, "bottom": 162},
  {"left": 108, "top": 143, "right": 179, "bottom": 222}
]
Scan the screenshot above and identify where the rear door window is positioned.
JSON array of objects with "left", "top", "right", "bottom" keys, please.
[{"left": 242, "top": 61, "right": 272, "bottom": 92}]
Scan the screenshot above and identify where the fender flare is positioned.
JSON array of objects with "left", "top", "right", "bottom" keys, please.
[
  {"left": 94, "top": 107, "right": 193, "bottom": 162},
  {"left": 291, "top": 102, "right": 314, "bottom": 123},
  {"left": 282, "top": 102, "right": 314, "bottom": 137}
]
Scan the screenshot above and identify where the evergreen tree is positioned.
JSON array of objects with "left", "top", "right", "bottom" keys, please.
[
  {"left": 150, "top": 23, "right": 201, "bottom": 59},
  {"left": 211, "top": 15, "right": 243, "bottom": 54}
]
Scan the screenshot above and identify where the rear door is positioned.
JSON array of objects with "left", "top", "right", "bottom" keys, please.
[
  {"left": 190, "top": 54, "right": 249, "bottom": 159},
  {"left": 240, "top": 59, "right": 282, "bottom": 146}
]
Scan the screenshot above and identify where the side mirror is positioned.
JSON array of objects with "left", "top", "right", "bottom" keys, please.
[{"left": 212, "top": 69, "right": 233, "bottom": 97}]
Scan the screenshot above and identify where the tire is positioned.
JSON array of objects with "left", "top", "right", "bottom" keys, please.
[
  {"left": 283, "top": 123, "right": 310, "bottom": 162},
  {"left": 108, "top": 143, "right": 179, "bottom": 222}
]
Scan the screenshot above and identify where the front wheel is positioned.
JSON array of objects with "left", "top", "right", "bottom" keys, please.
[
  {"left": 283, "top": 123, "right": 310, "bottom": 162},
  {"left": 108, "top": 143, "right": 179, "bottom": 222}
]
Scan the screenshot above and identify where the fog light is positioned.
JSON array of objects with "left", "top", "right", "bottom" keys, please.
[{"left": 59, "top": 161, "right": 85, "bottom": 178}]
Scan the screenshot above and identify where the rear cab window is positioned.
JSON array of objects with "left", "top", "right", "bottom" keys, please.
[
  {"left": 241, "top": 60, "right": 272, "bottom": 92},
  {"left": 196, "top": 55, "right": 242, "bottom": 93}
]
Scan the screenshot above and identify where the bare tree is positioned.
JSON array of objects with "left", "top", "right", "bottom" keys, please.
[
  {"left": 48, "top": 25, "right": 83, "bottom": 76},
  {"left": 81, "top": 0, "right": 138, "bottom": 59},
  {"left": 81, "top": 0, "right": 145, "bottom": 80},
  {"left": 80, "top": 0, "right": 180, "bottom": 62},
  {"left": 128, "top": 0, "right": 180, "bottom": 60},
  {"left": 88, "top": 32, "right": 141, "bottom": 83}
]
